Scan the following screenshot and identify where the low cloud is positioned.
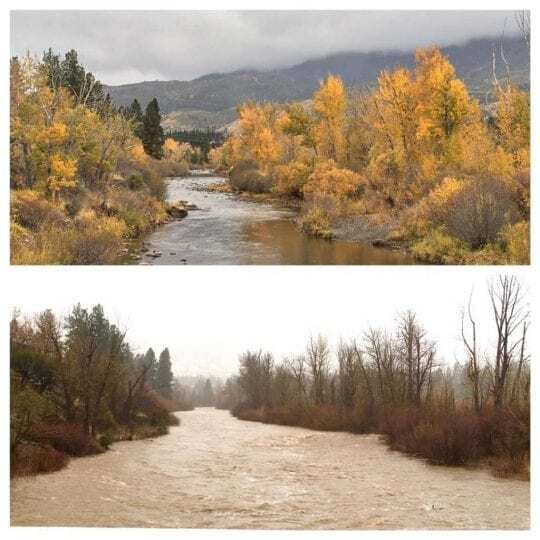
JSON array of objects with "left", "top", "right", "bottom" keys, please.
[{"left": 11, "top": 10, "right": 521, "bottom": 85}]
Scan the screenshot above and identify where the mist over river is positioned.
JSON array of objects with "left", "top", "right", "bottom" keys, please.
[
  {"left": 11, "top": 408, "right": 529, "bottom": 529},
  {"left": 140, "top": 174, "right": 414, "bottom": 265}
]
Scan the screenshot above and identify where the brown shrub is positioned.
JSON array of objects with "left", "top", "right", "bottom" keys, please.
[
  {"left": 233, "top": 402, "right": 529, "bottom": 477},
  {"left": 229, "top": 160, "right": 273, "bottom": 193},
  {"left": 417, "top": 176, "right": 520, "bottom": 249},
  {"left": 29, "top": 423, "right": 103, "bottom": 457},
  {"left": 11, "top": 190, "right": 65, "bottom": 231},
  {"left": 11, "top": 443, "right": 68, "bottom": 477}
]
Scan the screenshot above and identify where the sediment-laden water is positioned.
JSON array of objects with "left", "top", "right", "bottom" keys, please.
[{"left": 11, "top": 408, "right": 529, "bottom": 529}]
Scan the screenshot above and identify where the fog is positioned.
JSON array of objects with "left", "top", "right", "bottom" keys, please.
[{"left": 8, "top": 267, "right": 528, "bottom": 378}]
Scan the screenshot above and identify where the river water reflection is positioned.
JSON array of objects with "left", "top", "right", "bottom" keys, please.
[{"left": 141, "top": 174, "right": 414, "bottom": 265}]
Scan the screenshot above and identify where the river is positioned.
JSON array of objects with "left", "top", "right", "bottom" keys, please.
[
  {"left": 11, "top": 408, "right": 529, "bottom": 529},
  {"left": 139, "top": 173, "right": 414, "bottom": 265}
]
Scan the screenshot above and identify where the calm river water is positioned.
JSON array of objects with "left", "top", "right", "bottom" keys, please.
[
  {"left": 11, "top": 408, "right": 529, "bottom": 529},
  {"left": 140, "top": 173, "right": 413, "bottom": 265}
]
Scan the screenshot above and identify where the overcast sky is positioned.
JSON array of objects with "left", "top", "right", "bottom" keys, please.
[
  {"left": 8, "top": 268, "right": 529, "bottom": 379},
  {"left": 10, "top": 10, "right": 521, "bottom": 85}
]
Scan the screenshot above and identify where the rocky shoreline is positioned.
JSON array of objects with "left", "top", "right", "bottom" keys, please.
[{"left": 200, "top": 175, "right": 411, "bottom": 252}]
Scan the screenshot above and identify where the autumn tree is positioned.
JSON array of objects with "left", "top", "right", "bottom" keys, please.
[
  {"left": 236, "top": 103, "right": 283, "bottom": 172},
  {"left": 313, "top": 75, "right": 347, "bottom": 163}
]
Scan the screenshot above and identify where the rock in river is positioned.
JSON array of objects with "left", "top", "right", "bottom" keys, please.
[{"left": 167, "top": 202, "right": 188, "bottom": 219}]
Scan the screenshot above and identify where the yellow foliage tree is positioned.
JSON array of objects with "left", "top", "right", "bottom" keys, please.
[
  {"left": 415, "top": 48, "right": 480, "bottom": 141},
  {"left": 494, "top": 84, "right": 530, "bottom": 157},
  {"left": 313, "top": 75, "right": 347, "bottom": 163},
  {"left": 236, "top": 103, "right": 283, "bottom": 172},
  {"left": 47, "top": 154, "right": 77, "bottom": 202}
]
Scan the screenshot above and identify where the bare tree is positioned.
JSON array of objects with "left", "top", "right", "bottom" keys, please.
[
  {"left": 515, "top": 11, "right": 530, "bottom": 48},
  {"left": 488, "top": 275, "right": 528, "bottom": 408},
  {"left": 397, "top": 311, "right": 436, "bottom": 406},
  {"left": 461, "top": 291, "right": 482, "bottom": 413},
  {"left": 364, "top": 328, "right": 399, "bottom": 405},
  {"left": 285, "top": 354, "right": 308, "bottom": 401},
  {"left": 306, "top": 335, "right": 330, "bottom": 405},
  {"left": 337, "top": 339, "right": 360, "bottom": 408}
]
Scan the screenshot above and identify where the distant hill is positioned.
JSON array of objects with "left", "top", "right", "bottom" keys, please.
[{"left": 105, "top": 36, "right": 529, "bottom": 131}]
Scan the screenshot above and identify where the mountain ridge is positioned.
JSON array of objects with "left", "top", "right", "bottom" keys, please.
[{"left": 105, "top": 36, "right": 529, "bottom": 130}]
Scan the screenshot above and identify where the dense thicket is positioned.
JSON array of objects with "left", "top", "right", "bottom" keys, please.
[
  {"left": 217, "top": 276, "right": 530, "bottom": 477},
  {"left": 10, "top": 305, "right": 183, "bottom": 476},
  {"left": 211, "top": 47, "right": 530, "bottom": 264},
  {"left": 10, "top": 51, "right": 192, "bottom": 264}
]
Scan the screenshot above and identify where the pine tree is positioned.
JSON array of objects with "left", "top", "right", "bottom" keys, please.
[
  {"left": 129, "top": 99, "right": 144, "bottom": 140},
  {"left": 143, "top": 348, "right": 157, "bottom": 385},
  {"left": 142, "top": 98, "right": 164, "bottom": 159},
  {"left": 155, "top": 348, "right": 173, "bottom": 399}
]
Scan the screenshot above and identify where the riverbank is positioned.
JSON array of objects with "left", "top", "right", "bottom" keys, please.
[
  {"left": 11, "top": 413, "right": 180, "bottom": 478},
  {"left": 232, "top": 404, "right": 530, "bottom": 481},
  {"left": 202, "top": 172, "right": 411, "bottom": 252},
  {"left": 11, "top": 408, "right": 529, "bottom": 529},
  {"left": 10, "top": 157, "right": 192, "bottom": 265}
]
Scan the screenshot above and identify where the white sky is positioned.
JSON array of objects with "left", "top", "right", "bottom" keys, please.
[
  {"left": 10, "top": 10, "right": 521, "bottom": 85},
  {"left": 7, "top": 267, "right": 530, "bottom": 379}
]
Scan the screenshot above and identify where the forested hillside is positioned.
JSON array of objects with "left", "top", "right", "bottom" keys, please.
[{"left": 105, "top": 36, "right": 529, "bottom": 130}]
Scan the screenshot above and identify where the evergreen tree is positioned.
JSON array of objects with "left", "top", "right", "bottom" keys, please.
[
  {"left": 155, "top": 348, "right": 173, "bottom": 399},
  {"left": 143, "top": 348, "right": 157, "bottom": 385},
  {"left": 129, "top": 99, "right": 144, "bottom": 139},
  {"left": 42, "top": 48, "right": 104, "bottom": 108},
  {"left": 142, "top": 98, "right": 164, "bottom": 159}
]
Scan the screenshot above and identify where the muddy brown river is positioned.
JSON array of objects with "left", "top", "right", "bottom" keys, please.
[{"left": 11, "top": 408, "right": 529, "bottom": 529}]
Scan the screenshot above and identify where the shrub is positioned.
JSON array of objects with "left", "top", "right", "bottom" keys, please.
[
  {"left": 417, "top": 176, "right": 519, "bottom": 250},
  {"left": 128, "top": 172, "right": 145, "bottom": 190},
  {"left": 502, "top": 221, "right": 530, "bottom": 264},
  {"left": 11, "top": 190, "right": 65, "bottom": 231},
  {"left": 303, "top": 160, "right": 364, "bottom": 201},
  {"left": 273, "top": 160, "right": 312, "bottom": 197},
  {"left": 11, "top": 443, "right": 68, "bottom": 477},
  {"left": 229, "top": 160, "right": 273, "bottom": 193},
  {"left": 411, "top": 227, "right": 466, "bottom": 264},
  {"left": 29, "top": 423, "right": 103, "bottom": 456},
  {"left": 379, "top": 407, "right": 483, "bottom": 466},
  {"left": 298, "top": 206, "right": 333, "bottom": 239},
  {"left": 59, "top": 216, "right": 127, "bottom": 264}
]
